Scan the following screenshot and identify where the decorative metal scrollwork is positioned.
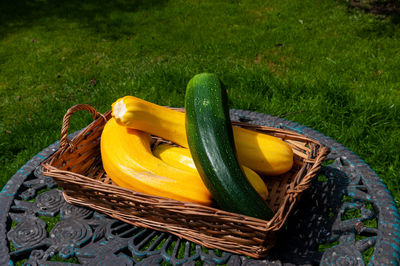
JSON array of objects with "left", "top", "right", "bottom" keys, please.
[{"left": 7, "top": 215, "right": 47, "bottom": 250}]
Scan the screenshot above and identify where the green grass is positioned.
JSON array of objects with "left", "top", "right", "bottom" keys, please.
[{"left": 0, "top": 0, "right": 399, "bottom": 223}]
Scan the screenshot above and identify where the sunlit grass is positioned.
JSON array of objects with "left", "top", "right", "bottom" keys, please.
[{"left": 0, "top": 0, "right": 399, "bottom": 211}]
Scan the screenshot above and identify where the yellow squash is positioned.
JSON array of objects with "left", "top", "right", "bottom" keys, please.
[
  {"left": 112, "top": 96, "right": 294, "bottom": 175},
  {"left": 100, "top": 118, "right": 213, "bottom": 205},
  {"left": 153, "top": 144, "right": 268, "bottom": 200}
]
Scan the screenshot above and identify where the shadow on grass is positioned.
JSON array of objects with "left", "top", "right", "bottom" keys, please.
[
  {"left": 0, "top": 0, "right": 168, "bottom": 40},
  {"left": 346, "top": 0, "right": 400, "bottom": 24}
]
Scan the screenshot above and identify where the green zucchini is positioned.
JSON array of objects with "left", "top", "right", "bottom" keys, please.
[{"left": 184, "top": 73, "right": 273, "bottom": 220}]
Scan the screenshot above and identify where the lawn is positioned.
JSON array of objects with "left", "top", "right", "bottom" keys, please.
[{"left": 1, "top": 0, "right": 399, "bottom": 209}]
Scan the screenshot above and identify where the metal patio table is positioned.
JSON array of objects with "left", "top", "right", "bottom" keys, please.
[{"left": 1, "top": 110, "right": 399, "bottom": 265}]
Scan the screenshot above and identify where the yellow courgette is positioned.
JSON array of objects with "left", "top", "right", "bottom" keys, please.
[
  {"left": 112, "top": 96, "right": 293, "bottom": 176},
  {"left": 153, "top": 144, "right": 268, "bottom": 200},
  {"left": 100, "top": 118, "right": 212, "bottom": 205}
]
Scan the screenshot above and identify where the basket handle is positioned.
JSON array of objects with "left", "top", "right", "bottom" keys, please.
[{"left": 60, "top": 104, "right": 104, "bottom": 148}]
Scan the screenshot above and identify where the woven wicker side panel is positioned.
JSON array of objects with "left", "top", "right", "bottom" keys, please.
[
  {"left": 58, "top": 178, "right": 276, "bottom": 258},
  {"left": 47, "top": 159, "right": 309, "bottom": 258},
  {"left": 264, "top": 173, "right": 293, "bottom": 212},
  {"left": 49, "top": 121, "right": 106, "bottom": 176}
]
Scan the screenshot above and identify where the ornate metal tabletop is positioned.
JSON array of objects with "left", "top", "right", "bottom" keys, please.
[{"left": 1, "top": 110, "right": 399, "bottom": 265}]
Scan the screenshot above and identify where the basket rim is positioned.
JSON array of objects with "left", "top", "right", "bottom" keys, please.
[{"left": 41, "top": 107, "right": 329, "bottom": 223}]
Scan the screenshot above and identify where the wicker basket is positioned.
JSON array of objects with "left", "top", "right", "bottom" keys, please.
[{"left": 42, "top": 104, "right": 329, "bottom": 258}]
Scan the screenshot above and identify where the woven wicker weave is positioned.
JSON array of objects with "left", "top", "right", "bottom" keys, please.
[{"left": 42, "top": 104, "right": 329, "bottom": 258}]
